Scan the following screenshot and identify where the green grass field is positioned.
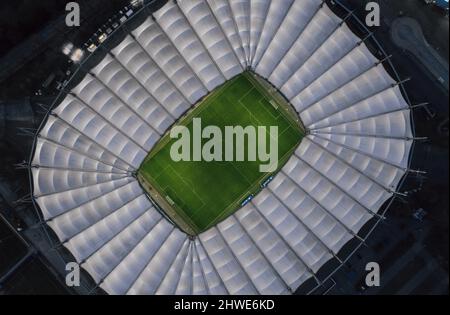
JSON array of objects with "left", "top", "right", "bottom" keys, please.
[{"left": 138, "top": 72, "right": 304, "bottom": 235}]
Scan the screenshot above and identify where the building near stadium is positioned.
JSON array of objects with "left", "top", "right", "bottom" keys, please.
[{"left": 29, "top": 0, "right": 415, "bottom": 295}]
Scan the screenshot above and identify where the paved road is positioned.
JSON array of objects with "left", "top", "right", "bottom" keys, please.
[{"left": 391, "top": 17, "right": 449, "bottom": 91}]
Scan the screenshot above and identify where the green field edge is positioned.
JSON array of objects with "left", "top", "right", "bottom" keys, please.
[
  {"left": 203, "top": 137, "right": 303, "bottom": 231},
  {"left": 137, "top": 71, "right": 305, "bottom": 236},
  {"left": 141, "top": 76, "right": 240, "bottom": 164},
  {"left": 244, "top": 71, "right": 306, "bottom": 134},
  {"left": 137, "top": 173, "right": 200, "bottom": 235}
]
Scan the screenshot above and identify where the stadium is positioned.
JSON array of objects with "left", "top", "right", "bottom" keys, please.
[
  {"left": 24, "top": 0, "right": 422, "bottom": 295},
  {"left": 5, "top": 0, "right": 447, "bottom": 296}
]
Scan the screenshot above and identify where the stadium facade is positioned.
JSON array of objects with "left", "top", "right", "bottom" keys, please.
[{"left": 29, "top": 0, "right": 415, "bottom": 295}]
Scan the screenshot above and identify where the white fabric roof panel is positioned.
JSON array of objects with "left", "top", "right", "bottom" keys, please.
[
  {"left": 316, "top": 133, "right": 413, "bottom": 169},
  {"left": 39, "top": 115, "right": 133, "bottom": 173},
  {"left": 199, "top": 227, "right": 258, "bottom": 295},
  {"left": 51, "top": 95, "right": 146, "bottom": 168},
  {"left": 47, "top": 180, "right": 143, "bottom": 242},
  {"left": 252, "top": 0, "right": 295, "bottom": 68},
  {"left": 32, "top": 168, "right": 126, "bottom": 197},
  {"left": 255, "top": 0, "right": 322, "bottom": 79},
  {"left": 217, "top": 216, "right": 289, "bottom": 295},
  {"left": 175, "top": 242, "right": 194, "bottom": 295},
  {"left": 249, "top": 0, "right": 271, "bottom": 64},
  {"left": 234, "top": 205, "right": 311, "bottom": 290},
  {"left": 132, "top": 17, "right": 207, "bottom": 103},
  {"left": 155, "top": 239, "right": 192, "bottom": 295},
  {"left": 206, "top": 0, "right": 247, "bottom": 67},
  {"left": 100, "top": 219, "right": 174, "bottom": 295},
  {"left": 71, "top": 74, "right": 160, "bottom": 151},
  {"left": 33, "top": 139, "right": 124, "bottom": 174},
  {"left": 297, "top": 138, "right": 393, "bottom": 213},
  {"left": 269, "top": 5, "right": 341, "bottom": 88},
  {"left": 305, "top": 66, "right": 399, "bottom": 129},
  {"left": 309, "top": 135, "right": 407, "bottom": 191},
  {"left": 313, "top": 110, "right": 413, "bottom": 139},
  {"left": 192, "top": 245, "right": 209, "bottom": 295},
  {"left": 128, "top": 229, "right": 188, "bottom": 295},
  {"left": 154, "top": 0, "right": 225, "bottom": 91},
  {"left": 269, "top": 172, "right": 356, "bottom": 251},
  {"left": 31, "top": 0, "right": 414, "bottom": 295},
  {"left": 178, "top": 0, "right": 243, "bottom": 80},
  {"left": 286, "top": 159, "right": 373, "bottom": 232},
  {"left": 293, "top": 45, "right": 380, "bottom": 116},
  {"left": 90, "top": 54, "right": 175, "bottom": 134},
  {"left": 252, "top": 190, "right": 333, "bottom": 273},
  {"left": 228, "top": 0, "right": 251, "bottom": 64},
  {"left": 194, "top": 239, "right": 229, "bottom": 295},
  {"left": 81, "top": 210, "right": 163, "bottom": 283},
  {"left": 281, "top": 23, "right": 360, "bottom": 99},
  {"left": 65, "top": 194, "right": 152, "bottom": 263},
  {"left": 36, "top": 177, "right": 134, "bottom": 221},
  {"left": 111, "top": 35, "right": 190, "bottom": 118}
]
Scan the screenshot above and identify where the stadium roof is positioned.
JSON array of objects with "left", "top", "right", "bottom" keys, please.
[{"left": 30, "top": 0, "right": 414, "bottom": 295}]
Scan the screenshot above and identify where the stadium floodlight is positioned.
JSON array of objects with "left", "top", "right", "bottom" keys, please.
[
  {"left": 61, "top": 42, "right": 84, "bottom": 63},
  {"left": 31, "top": 0, "right": 414, "bottom": 295},
  {"left": 61, "top": 42, "right": 74, "bottom": 56},
  {"left": 130, "top": 0, "right": 144, "bottom": 8}
]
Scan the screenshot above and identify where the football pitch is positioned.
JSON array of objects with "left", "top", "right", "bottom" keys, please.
[{"left": 138, "top": 72, "right": 304, "bottom": 235}]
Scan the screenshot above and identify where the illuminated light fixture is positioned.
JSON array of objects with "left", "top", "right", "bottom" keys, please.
[{"left": 98, "top": 33, "right": 107, "bottom": 43}]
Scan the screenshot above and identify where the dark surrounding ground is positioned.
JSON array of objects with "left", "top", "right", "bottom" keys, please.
[
  {"left": 1, "top": 256, "right": 68, "bottom": 295},
  {"left": 376, "top": 0, "right": 449, "bottom": 61},
  {"left": 0, "top": 0, "right": 131, "bottom": 98},
  {"left": 0, "top": 0, "right": 448, "bottom": 295},
  {"left": 322, "top": 0, "right": 449, "bottom": 295},
  {"left": 0, "top": 218, "right": 28, "bottom": 274}
]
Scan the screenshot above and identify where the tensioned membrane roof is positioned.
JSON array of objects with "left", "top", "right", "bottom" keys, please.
[{"left": 31, "top": 0, "right": 414, "bottom": 295}]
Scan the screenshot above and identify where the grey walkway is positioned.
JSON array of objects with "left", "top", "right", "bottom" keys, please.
[{"left": 391, "top": 17, "right": 449, "bottom": 91}]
